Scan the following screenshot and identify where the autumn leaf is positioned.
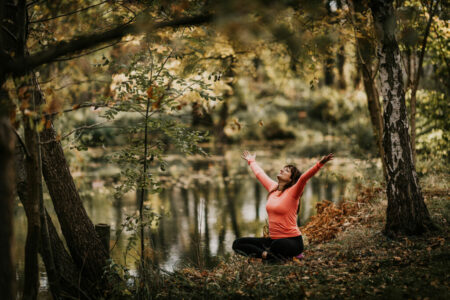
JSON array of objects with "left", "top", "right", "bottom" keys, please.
[
  {"left": 18, "top": 86, "right": 31, "bottom": 101},
  {"left": 45, "top": 87, "right": 54, "bottom": 95},
  {"left": 72, "top": 104, "right": 81, "bottom": 110},
  {"left": 147, "top": 86, "right": 153, "bottom": 99},
  {"left": 44, "top": 97, "right": 62, "bottom": 114},
  {"left": 233, "top": 118, "right": 241, "bottom": 130},
  {"left": 19, "top": 100, "right": 30, "bottom": 111},
  {"left": 45, "top": 119, "right": 52, "bottom": 129},
  {"left": 258, "top": 120, "right": 264, "bottom": 127},
  {"left": 152, "top": 97, "right": 162, "bottom": 111}
]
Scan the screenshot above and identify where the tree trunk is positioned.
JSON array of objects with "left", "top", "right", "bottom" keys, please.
[
  {"left": 370, "top": 0, "right": 435, "bottom": 237},
  {"left": 36, "top": 85, "right": 108, "bottom": 289},
  {"left": 0, "top": 114, "right": 16, "bottom": 300},
  {"left": 409, "top": 0, "right": 437, "bottom": 164},
  {"left": 337, "top": 45, "right": 346, "bottom": 90},
  {"left": 324, "top": 56, "right": 335, "bottom": 86},
  {"left": 15, "top": 133, "right": 95, "bottom": 300},
  {"left": 352, "top": 0, "right": 387, "bottom": 178},
  {"left": 14, "top": 72, "right": 107, "bottom": 293},
  {"left": 20, "top": 79, "right": 41, "bottom": 300}
]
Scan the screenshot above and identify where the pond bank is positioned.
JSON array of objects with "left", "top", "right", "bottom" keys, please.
[{"left": 153, "top": 177, "right": 449, "bottom": 299}]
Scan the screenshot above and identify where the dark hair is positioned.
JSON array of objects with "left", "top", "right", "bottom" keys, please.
[{"left": 268, "top": 164, "right": 302, "bottom": 195}]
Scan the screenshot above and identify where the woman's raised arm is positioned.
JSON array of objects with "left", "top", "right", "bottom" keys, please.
[
  {"left": 242, "top": 151, "right": 277, "bottom": 192},
  {"left": 290, "top": 153, "right": 334, "bottom": 198}
]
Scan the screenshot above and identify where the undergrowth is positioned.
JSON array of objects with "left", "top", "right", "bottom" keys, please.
[{"left": 104, "top": 167, "right": 449, "bottom": 299}]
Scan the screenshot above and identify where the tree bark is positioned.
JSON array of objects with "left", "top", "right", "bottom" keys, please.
[
  {"left": 351, "top": 0, "right": 387, "bottom": 178},
  {"left": 35, "top": 84, "right": 109, "bottom": 289},
  {"left": 0, "top": 114, "right": 16, "bottom": 300},
  {"left": 13, "top": 71, "right": 107, "bottom": 294},
  {"left": 19, "top": 79, "right": 41, "bottom": 300},
  {"left": 370, "top": 0, "right": 435, "bottom": 237},
  {"left": 15, "top": 133, "right": 95, "bottom": 300}
]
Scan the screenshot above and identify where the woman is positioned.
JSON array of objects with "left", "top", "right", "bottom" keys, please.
[{"left": 232, "top": 150, "right": 334, "bottom": 261}]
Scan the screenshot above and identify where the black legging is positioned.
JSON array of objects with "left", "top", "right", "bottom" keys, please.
[{"left": 232, "top": 235, "right": 304, "bottom": 261}]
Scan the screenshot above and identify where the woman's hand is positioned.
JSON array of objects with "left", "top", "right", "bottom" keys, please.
[
  {"left": 241, "top": 150, "right": 256, "bottom": 162},
  {"left": 319, "top": 153, "right": 334, "bottom": 165}
]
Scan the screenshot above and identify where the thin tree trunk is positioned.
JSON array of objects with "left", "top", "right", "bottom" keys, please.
[
  {"left": 33, "top": 76, "right": 62, "bottom": 299},
  {"left": 324, "top": 56, "right": 335, "bottom": 86},
  {"left": 351, "top": 0, "right": 387, "bottom": 178},
  {"left": 337, "top": 45, "right": 346, "bottom": 90},
  {"left": 0, "top": 113, "right": 16, "bottom": 300},
  {"left": 409, "top": 0, "right": 438, "bottom": 163},
  {"left": 370, "top": 0, "right": 435, "bottom": 237}
]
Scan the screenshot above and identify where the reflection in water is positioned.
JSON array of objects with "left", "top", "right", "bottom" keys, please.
[{"left": 13, "top": 148, "right": 352, "bottom": 291}]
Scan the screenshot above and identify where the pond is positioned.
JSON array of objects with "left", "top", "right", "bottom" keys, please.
[{"left": 13, "top": 144, "right": 377, "bottom": 294}]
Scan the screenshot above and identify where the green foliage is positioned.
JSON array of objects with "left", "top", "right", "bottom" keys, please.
[
  {"left": 100, "top": 39, "right": 212, "bottom": 198},
  {"left": 415, "top": 90, "right": 449, "bottom": 160},
  {"left": 103, "top": 207, "right": 163, "bottom": 299}
]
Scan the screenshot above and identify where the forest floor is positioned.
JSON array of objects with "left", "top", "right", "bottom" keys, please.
[{"left": 158, "top": 174, "right": 450, "bottom": 299}]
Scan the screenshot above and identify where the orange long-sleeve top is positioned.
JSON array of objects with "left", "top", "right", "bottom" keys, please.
[{"left": 248, "top": 159, "right": 323, "bottom": 239}]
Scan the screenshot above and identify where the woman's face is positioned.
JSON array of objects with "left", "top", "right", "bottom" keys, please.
[{"left": 277, "top": 166, "right": 292, "bottom": 182}]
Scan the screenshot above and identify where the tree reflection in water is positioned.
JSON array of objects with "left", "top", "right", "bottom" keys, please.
[{"left": 13, "top": 149, "right": 351, "bottom": 282}]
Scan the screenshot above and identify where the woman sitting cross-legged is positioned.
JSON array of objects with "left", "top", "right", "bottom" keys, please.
[{"left": 232, "top": 151, "right": 334, "bottom": 262}]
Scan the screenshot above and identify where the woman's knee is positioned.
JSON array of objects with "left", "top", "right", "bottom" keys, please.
[
  {"left": 232, "top": 238, "right": 241, "bottom": 251},
  {"left": 270, "top": 239, "right": 301, "bottom": 257}
]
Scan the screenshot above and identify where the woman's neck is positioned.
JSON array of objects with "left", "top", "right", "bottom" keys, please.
[{"left": 277, "top": 181, "right": 288, "bottom": 191}]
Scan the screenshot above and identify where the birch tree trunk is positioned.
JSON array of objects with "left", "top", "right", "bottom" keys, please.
[{"left": 370, "top": 0, "right": 435, "bottom": 237}]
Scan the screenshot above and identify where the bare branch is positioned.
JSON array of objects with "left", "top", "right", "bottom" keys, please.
[
  {"left": 29, "top": 1, "right": 109, "bottom": 23},
  {"left": 2, "top": 25, "right": 18, "bottom": 41},
  {"left": 42, "top": 102, "right": 111, "bottom": 119},
  {"left": 40, "top": 120, "right": 110, "bottom": 144}
]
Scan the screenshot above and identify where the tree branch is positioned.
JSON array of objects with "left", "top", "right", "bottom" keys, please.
[
  {"left": 39, "top": 120, "right": 110, "bottom": 144},
  {"left": 29, "top": 1, "right": 109, "bottom": 23},
  {"left": 53, "top": 40, "right": 122, "bottom": 62},
  {"left": 5, "top": 13, "right": 213, "bottom": 76},
  {"left": 413, "top": 0, "right": 438, "bottom": 89}
]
